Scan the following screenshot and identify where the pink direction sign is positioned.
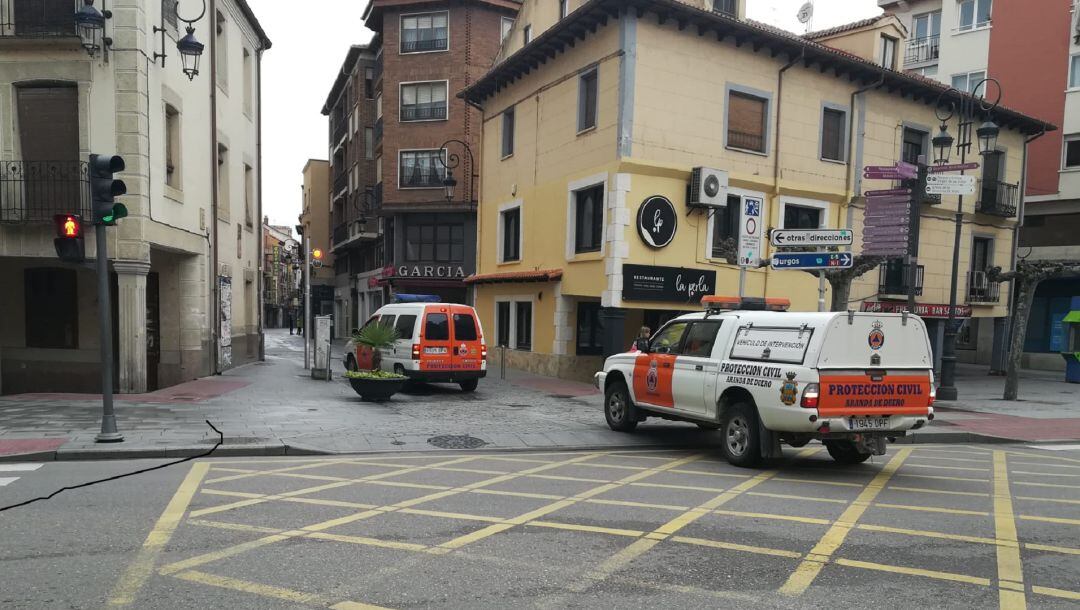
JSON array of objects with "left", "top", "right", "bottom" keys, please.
[
  {"left": 865, "top": 188, "right": 911, "bottom": 197},
  {"left": 930, "top": 162, "right": 980, "bottom": 173},
  {"left": 864, "top": 163, "right": 917, "bottom": 180},
  {"left": 864, "top": 225, "right": 910, "bottom": 236},
  {"left": 866, "top": 195, "right": 911, "bottom": 205}
]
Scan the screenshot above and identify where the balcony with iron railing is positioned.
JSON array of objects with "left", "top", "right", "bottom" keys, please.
[
  {"left": 879, "top": 262, "right": 924, "bottom": 297},
  {"left": 966, "top": 270, "right": 1000, "bottom": 304},
  {"left": 374, "top": 117, "right": 383, "bottom": 145},
  {"left": 400, "top": 37, "right": 447, "bottom": 54},
  {"left": 400, "top": 104, "right": 447, "bottom": 122},
  {"left": 331, "top": 114, "right": 347, "bottom": 146},
  {"left": 332, "top": 223, "right": 349, "bottom": 248},
  {"left": 0, "top": 159, "right": 91, "bottom": 222},
  {"left": 1, "top": 0, "right": 80, "bottom": 38},
  {"left": 332, "top": 167, "right": 348, "bottom": 195},
  {"left": 904, "top": 35, "right": 940, "bottom": 66},
  {"left": 373, "top": 53, "right": 383, "bottom": 86},
  {"left": 976, "top": 180, "right": 1019, "bottom": 218}
]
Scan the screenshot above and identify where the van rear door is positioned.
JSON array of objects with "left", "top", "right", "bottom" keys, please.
[
  {"left": 420, "top": 306, "right": 453, "bottom": 374},
  {"left": 815, "top": 313, "right": 934, "bottom": 417},
  {"left": 450, "top": 306, "right": 483, "bottom": 372}
]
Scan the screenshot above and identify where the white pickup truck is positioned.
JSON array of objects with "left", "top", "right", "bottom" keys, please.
[{"left": 594, "top": 297, "right": 936, "bottom": 467}]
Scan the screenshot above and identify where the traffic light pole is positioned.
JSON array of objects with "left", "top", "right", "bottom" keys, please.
[
  {"left": 94, "top": 224, "right": 123, "bottom": 442},
  {"left": 304, "top": 238, "right": 311, "bottom": 370}
]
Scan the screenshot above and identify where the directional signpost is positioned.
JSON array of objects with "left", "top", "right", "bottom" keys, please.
[
  {"left": 770, "top": 252, "right": 853, "bottom": 270},
  {"left": 769, "top": 228, "right": 853, "bottom": 248},
  {"left": 861, "top": 163, "right": 916, "bottom": 258},
  {"left": 930, "top": 162, "right": 980, "bottom": 173},
  {"left": 926, "top": 174, "right": 976, "bottom": 196}
]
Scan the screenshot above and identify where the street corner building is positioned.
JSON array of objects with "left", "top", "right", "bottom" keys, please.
[
  {"left": 0, "top": 0, "right": 270, "bottom": 394},
  {"left": 460, "top": 0, "right": 1053, "bottom": 383}
]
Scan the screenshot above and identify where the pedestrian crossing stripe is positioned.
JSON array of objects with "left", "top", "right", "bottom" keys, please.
[
  {"left": 0, "top": 477, "right": 19, "bottom": 487},
  {"left": 0, "top": 463, "right": 44, "bottom": 487},
  {"left": 1028, "top": 444, "right": 1080, "bottom": 452}
]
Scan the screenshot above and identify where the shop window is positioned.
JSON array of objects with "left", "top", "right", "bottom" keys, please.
[{"left": 577, "top": 302, "right": 603, "bottom": 356}]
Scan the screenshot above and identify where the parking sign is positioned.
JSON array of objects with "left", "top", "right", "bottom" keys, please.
[{"left": 738, "top": 197, "right": 763, "bottom": 268}]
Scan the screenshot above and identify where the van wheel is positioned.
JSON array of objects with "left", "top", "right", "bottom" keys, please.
[
  {"left": 825, "top": 440, "right": 872, "bottom": 464},
  {"left": 459, "top": 379, "right": 479, "bottom": 392},
  {"left": 604, "top": 380, "right": 638, "bottom": 432},
  {"left": 721, "top": 402, "right": 762, "bottom": 468},
  {"left": 696, "top": 422, "right": 722, "bottom": 430}
]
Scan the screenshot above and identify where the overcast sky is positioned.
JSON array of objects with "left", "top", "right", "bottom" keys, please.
[{"left": 247, "top": 0, "right": 883, "bottom": 230}]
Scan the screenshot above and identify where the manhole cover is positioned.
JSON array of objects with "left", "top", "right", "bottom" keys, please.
[
  {"left": 200, "top": 436, "right": 269, "bottom": 445},
  {"left": 427, "top": 435, "right": 487, "bottom": 449}
]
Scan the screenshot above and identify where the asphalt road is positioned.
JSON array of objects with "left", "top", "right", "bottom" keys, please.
[{"left": 1, "top": 444, "right": 1078, "bottom": 609}]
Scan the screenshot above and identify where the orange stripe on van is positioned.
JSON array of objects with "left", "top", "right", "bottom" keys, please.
[{"left": 817, "top": 374, "right": 932, "bottom": 417}]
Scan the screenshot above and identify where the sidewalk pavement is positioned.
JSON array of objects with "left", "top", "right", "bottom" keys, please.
[{"left": 0, "top": 329, "right": 1077, "bottom": 461}]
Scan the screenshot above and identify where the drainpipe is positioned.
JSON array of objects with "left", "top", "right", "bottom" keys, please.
[
  {"left": 845, "top": 72, "right": 886, "bottom": 206},
  {"left": 772, "top": 48, "right": 805, "bottom": 196},
  {"left": 209, "top": 0, "right": 220, "bottom": 375},
  {"left": 994, "top": 128, "right": 1047, "bottom": 374},
  {"left": 256, "top": 48, "right": 265, "bottom": 361}
]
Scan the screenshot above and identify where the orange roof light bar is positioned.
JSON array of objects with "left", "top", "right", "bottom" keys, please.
[
  {"left": 701, "top": 296, "right": 791, "bottom": 312},
  {"left": 701, "top": 296, "right": 742, "bottom": 310},
  {"left": 765, "top": 298, "right": 791, "bottom": 312}
]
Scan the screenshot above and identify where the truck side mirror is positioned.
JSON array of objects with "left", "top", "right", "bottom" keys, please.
[{"left": 635, "top": 338, "right": 651, "bottom": 353}]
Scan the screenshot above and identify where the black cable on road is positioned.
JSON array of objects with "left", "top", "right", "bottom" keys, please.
[{"left": 0, "top": 420, "right": 224, "bottom": 513}]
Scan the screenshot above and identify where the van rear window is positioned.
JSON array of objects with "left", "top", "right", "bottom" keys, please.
[
  {"left": 425, "top": 313, "right": 449, "bottom": 341},
  {"left": 395, "top": 315, "right": 417, "bottom": 340},
  {"left": 453, "top": 313, "right": 478, "bottom": 341},
  {"left": 730, "top": 326, "right": 812, "bottom": 364}
]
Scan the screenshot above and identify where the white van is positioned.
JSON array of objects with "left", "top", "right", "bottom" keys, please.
[
  {"left": 595, "top": 296, "right": 936, "bottom": 467},
  {"left": 346, "top": 302, "right": 487, "bottom": 392}
]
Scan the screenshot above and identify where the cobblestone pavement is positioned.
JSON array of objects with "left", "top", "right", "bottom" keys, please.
[
  {"left": 84, "top": 445, "right": 1080, "bottom": 608},
  {"left": 1, "top": 329, "right": 1078, "bottom": 460}
]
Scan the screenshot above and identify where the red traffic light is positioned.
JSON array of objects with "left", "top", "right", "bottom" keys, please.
[{"left": 54, "top": 214, "right": 82, "bottom": 239}]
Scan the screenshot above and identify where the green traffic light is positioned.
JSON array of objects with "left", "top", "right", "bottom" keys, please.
[{"left": 102, "top": 203, "right": 128, "bottom": 225}]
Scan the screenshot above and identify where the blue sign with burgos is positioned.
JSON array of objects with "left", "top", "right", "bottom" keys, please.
[{"left": 770, "top": 252, "right": 853, "bottom": 270}]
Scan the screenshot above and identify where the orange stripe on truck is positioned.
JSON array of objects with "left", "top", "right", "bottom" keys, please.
[{"left": 817, "top": 374, "right": 932, "bottom": 417}]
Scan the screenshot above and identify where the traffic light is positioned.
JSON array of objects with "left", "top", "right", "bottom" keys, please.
[
  {"left": 89, "top": 154, "right": 128, "bottom": 225},
  {"left": 53, "top": 214, "right": 85, "bottom": 263},
  {"left": 311, "top": 248, "right": 324, "bottom": 268}
]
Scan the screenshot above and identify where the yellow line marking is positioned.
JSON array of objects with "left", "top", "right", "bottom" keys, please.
[
  {"left": 857, "top": 523, "right": 1003, "bottom": 546},
  {"left": 1033, "top": 586, "right": 1080, "bottom": 600},
  {"left": 107, "top": 462, "right": 210, "bottom": 606},
  {"left": 305, "top": 531, "right": 429, "bottom": 552},
  {"left": 1002, "top": 449, "right": 1080, "bottom": 465},
  {"left": 574, "top": 462, "right": 650, "bottom": 472},
  {"left": 713, "top": 509, "right": 833, "bottom": 526},
  {"left": 470, "top": 488, "right": 563, "bottom": 500},
  {"left": 669, "top": 468, "right": 751, "bottom": 479},
  {"left": 607, "top": 453, "right": 685, "bottom": 461},
  {"left": 874, "top": 503, "right": 989, "bottom": 516},
  {"left": 528, "top": 520, "right": 645, "bottom": 538},
  {"left": 833, "top": 558, "right": 991, "bottom": 586},
  {"left": 160, "top": 533, "right": 296, "bottom": 576},
  {"left": 772, "top": 476, "right": 864, "bottom": 488},
  {"left": 993, "top": 451, "right": 1026, "bottom": 610},
  {"left": 887, "top": 485, "right": 991, "bottom": 497},
  {"left": 396, "top": 508, "right": 508, "bottom": 523},
  {"left": 1019, "top": 514, "right": 1080, "bottom": 526},
  {"left": 893, "top": 472, "right": 989, "bottom": 483},
  {"left": 779, "top": 447, "right": 911, "bottom": 597},
  {"left": 913, "top": 447, "right": 993, "bottom": 456},
  {"left": 1013, "top": 470, "right": 1080, "bottom": 478},
  {"left": 364, "top": 480, "right": 453, "bottom": 491},
  {"left": 187, "top": 519, "right": 284, "bottom": 534},
  {"left": 903, "top": 462, "right": 990, "bottom": 472},
  {"left": 1011, "top": 460, "right": 1080, "bottom": 470},
  {"left": 1012, "top": 480, "right": 1080, "bottom": 489},
  {"left": 482, "top": 456, "right": 559, "bottom": 465},
  {"left": 913, "top": 455, "right": 991, "bottom": 464},
  {"left": 628, "top": 481, "right": 730, "bottom": 493},
  {"left": 1026, "top": 542, "right": 1080, "bottom": 555},
  {"left": 202, "top": 459, "right": 355, "bottom": 485},
  {"left": 1016, "top": 496, "right": 1080, "bottom": 506},
  {"left": 173, "top": 570, "right": 331, "bottom": 605},
  {"left": 671, "top": 535, "right": 803, "bottom": 558},
  {"left": 584, "top": 498, "right": 690, "bottom": 511},
  {"left": 331, "top": 602, "right": 394, "bottom": 610},
  {"left": 746, "top": 491, "right": 849, "bottom": 504},
  {"left": 201, "top": 488, "right": 379, "bottom": 511},
  {"left": 526, "top": 473, "right": 611, "bottom": 483}
]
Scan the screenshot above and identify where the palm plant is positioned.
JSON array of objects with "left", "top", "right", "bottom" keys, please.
[{"left": 351, "top": 322, "right": 400, "bottom": 372}]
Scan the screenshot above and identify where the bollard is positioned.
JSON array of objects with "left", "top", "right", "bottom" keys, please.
[{"left": 500, "top": 345, "right": 507, "bottom": 381}]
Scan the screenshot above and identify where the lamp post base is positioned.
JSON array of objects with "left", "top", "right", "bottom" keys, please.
[
  {"left": 936, "top": 385, "right": 958, "bottom": 402},
  {"left": 95, "top": 432, "right": 125, "bottom": 443}
]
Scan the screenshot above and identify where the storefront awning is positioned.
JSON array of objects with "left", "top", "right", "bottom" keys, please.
[{"left": 464, "top": 269, "right": 563, "bottom": 285}]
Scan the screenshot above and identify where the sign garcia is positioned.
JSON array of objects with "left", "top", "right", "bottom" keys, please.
[
  {"left": 637, "top": 196, "right": 678, "bottom": 248},
  {"left": 393, "top": 265, "right": 468, "bottom": 279},
  {"left": 622, "top": 264, "right": 716, "bottom": 303}
]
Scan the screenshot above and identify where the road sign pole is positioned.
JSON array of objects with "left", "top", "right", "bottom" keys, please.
[
  {"left": 94, "top": 224, "right": 122, "bottom": 443},
  {"left": 939, "top": 143, "right": 970, "bottom": 402},
  {"left": 907, "top": 157, "right": 928, "bottom": 312},
  {"left": 738, "top": 266, "right": 746, "bottom": 299},
  {"left": 818, "top": 272, "right": 826, "bottom": 312}
]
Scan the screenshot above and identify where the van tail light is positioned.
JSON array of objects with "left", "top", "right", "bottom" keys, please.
[
  {"left": 801, "top": 383, "right": 820, "bottom": 409},
  {"left": 928, "top": 385, "right": 937, "bottom": 407},
  {"left": 481, "top": 345, "right": 487, "bottom": 361},
  {"left": 411, "top": 343, "right": 420, "bottom": 360}
]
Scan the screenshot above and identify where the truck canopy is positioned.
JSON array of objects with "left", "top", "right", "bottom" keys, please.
[{"left": 816, "top": 312, "right": 933, "bottom": 370}]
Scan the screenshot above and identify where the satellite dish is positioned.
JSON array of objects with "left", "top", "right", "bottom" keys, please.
[{"left": 797, "top": 1, "right": 814, "bottom": 24}]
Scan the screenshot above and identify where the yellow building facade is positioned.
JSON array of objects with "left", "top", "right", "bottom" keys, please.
[{"left": 463, "top": 0, "right": 1052, "bottom": 382}]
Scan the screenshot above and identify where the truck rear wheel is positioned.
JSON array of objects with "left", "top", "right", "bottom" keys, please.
[
  {"left": 721, "top": 402, "right": 761, "bottom": 468},
  {"left": 459, "top": 379, "right": 479, "bottom": 392},
  {"left": 604, "top": 380, "right": 638, "bottom": 432},
  {"left": 825, "top": 440, "right": 872, "bottom": 464}
]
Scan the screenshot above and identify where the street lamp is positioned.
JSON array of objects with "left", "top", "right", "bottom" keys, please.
[
  {"left": 176, "top": 0, "right": 208, "bottom": 80},
  {"left": 436, "top": 139, "right": 476, "bottom": 205},
  {"left": 933, "top": 78, "right": 1002, "bottom": 402},
  {"left": 932, "top": 123, "right": 954, "bottom": 165},
  {"left": 74, "top": 0, "right": 110, "bottom": 56}
]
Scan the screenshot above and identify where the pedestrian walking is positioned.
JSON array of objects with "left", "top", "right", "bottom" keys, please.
[{"left": 287, "top": 310, "right": 295, "bottom": 335}]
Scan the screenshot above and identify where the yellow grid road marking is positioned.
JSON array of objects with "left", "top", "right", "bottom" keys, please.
[
  {"left": 1010, "top": 460, "right": 1080, "bottom": 470},
  {"left": 779, "top": 447, "right": 911, "bottom": 596},
  {"left": 856, "top": 523, "right": 1003, "bottom": 546},
  {"left": 187, "top": 519, "right": 283, "bottom": 534},
  {"left": 913, "top": 447, "right": 993, "bottom": 456},
  {"left": 833, "top": 558, "right": 991, "bottom": 586},
  {"left": 470, "top": 488, "right": 563, "bottom": 500},
  {"left": 893, "top": 472, "right": 989, "bottom": 483},
  {"left": 993, "top": 451, "right": 1026, "bottom": 610},
  {"left": 305, "top": 531, "right": 429, "bottom": 552},
  {"left": 887, "top": 485, "right": 991, "bottom": 497},
  {"left": 1012, "top": 470, "right": 1080, "bottom": 478},
  {"left": 172, "top": 570, "right": 390, "bottom": 609},
  {"left": 772, "top": 476, "right": 864, "bottom": 488},
  {"left": 1016, "top": 496, "right": 1080, "bottom": 506},
  {"left": 107, "top": 462, "right": 210, "bottom": 606},
  {"left": 627, "top": 481, "right": 730, "bottom": 493},
  {"left": 874, "top": 503, "right": 988, "bottom": 516},
  {"left": 746, "top": 491, "right": 849, "bottom": 504},
  {"left": 528, "top": 520, "right": 645, "bottom": 538},
  {"left": 902, "top": 462, "right": 990, "bottom": 472},
  {"left": 525, "top": 473, "right": 610, "bottom": 483},
  {"left": 1018, "top": 514, "right": 1080, "bottom": 526},
  {"left": 202, "top": 489, "right": 379, "bottom": 511},
  {"left": 1026, "top": 543, "right": 1080, "bottom": 556},
  {"left": 396, "top": 508, "right": 508, "bottom": 523},
  {"left": 669, "top": 468, "right": 751, "bottom": 479},
  {"left": 1012, "top": 480, "right": 1080, "bottom": 489},
  {"left": 914, "top": 455, "right": 992, "bottom": 464},
  {"left": 671, "top": 535, "right": 803, "bottom": 558},
  {"left": 1032, "top": 586, "right": 1080, "bottom": 601},
  {"left": 584, "top": 498, "right": 691, "bottom": 511},
  {"left": 713, "top": 509, "right": 833, "bottom": 525},
  {"left": 203, "top": 459, "right": 356, "bottom": 485}
]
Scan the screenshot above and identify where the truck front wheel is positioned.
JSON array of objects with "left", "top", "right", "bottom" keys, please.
[
  {"left": 604, "top": 380, "right": 638, "bottom": 432},
  {"left": 721, "top": 402, "right": 761, "bottom": 468},
  {"left": 825, "top": 440, "right": 872, "bottom": 464}
]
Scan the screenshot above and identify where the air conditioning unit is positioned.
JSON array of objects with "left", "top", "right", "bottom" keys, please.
[{"left": 688, "top": 167, "right": 729, "bottom": 208}]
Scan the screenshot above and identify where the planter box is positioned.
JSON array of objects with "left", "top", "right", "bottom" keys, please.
[{"left": 348, "top": 376, "right": 407, "bottom": 401}]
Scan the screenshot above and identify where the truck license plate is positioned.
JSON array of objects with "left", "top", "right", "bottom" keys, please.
[{"left": 849, "top": 417, "right": 890, "bottom": 431}]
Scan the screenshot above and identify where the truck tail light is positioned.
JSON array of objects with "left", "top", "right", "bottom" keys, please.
[
  {"left": 412, "top": 343, "right": 420, "bottom": 360},
  {"left": 801, "top": 383, "right": 820, "bottom": 409}
]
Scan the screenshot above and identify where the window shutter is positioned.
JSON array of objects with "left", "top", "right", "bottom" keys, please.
[{"left": 728, "top": 92, "right": 766, "bottom": 151}]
